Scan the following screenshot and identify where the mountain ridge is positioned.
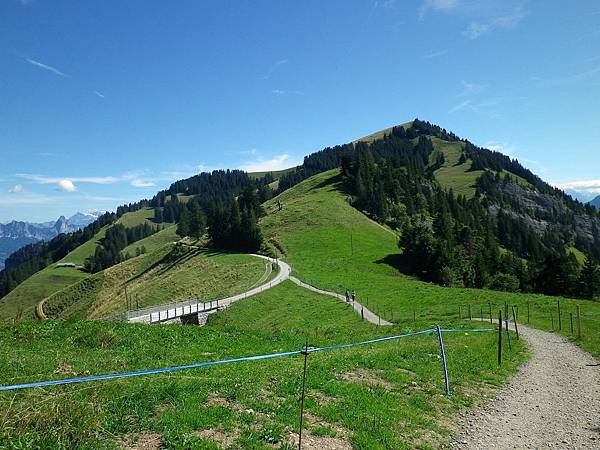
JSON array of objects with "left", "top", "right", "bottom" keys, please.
[{"left": 0, "top": 212, "right": 101, "bottom": 270}]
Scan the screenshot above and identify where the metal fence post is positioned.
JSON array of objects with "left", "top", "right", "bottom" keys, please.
[
  {"left": 298, "top": 342, "right": 309, "bottom": 450},
  {"left": 436, "top": 325, "right": 450, "bottom": 396}
]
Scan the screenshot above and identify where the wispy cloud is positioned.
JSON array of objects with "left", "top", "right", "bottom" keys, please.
[
  {"left": 530, "top": 65, "right": 600, "bottom": 87},
  {"left": 25, "top": 58, "right": 69, "bottom": 77},
  {"left": 485, "top": 141, "right": 548, "bottom": 173},
  {"left": 260, "top": 59, "right": 288, "bottom": 80},
  {"left": 94, "top": 90, "right": 105, "bottom": 98},
  {"left": 271, "top": 89, "right": 304, "bottom": 96},
  {"left": 420, "top": 0, "right": 527, "bottom": 38},
  {"left": 18, "top": 172, "right": 158, "bottom": 191},
  {"left": 19, "top": 174, "right": 120, "bottom": 185},
  {"left": 463, "top": 5, "right": 527, "bottom": 39},
  {"left": 240, "top": 154, "right": 300, "bottom": 172},
  {"left": 449, "top": 99, "right": 498, "bottom": 116},
  {"left": 419, "top": 0, "right": 459, "bottom": 20},
  {"left": 553, "top": 180, "right": 600, "bottom": 197},
  {"left": 458, "top": 80, "right": 489, "bottom": 97},
  {"left": 130, "top": 179, "right": 156, "bottom": 188},
  {"left": 422, "top": 49, "right": 449, "bottom": 59},
  {"left": 8, "top": 184, "right": 24, "bottom": 194}
]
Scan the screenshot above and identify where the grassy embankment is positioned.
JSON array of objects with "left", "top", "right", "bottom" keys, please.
[{"left": 42, "top": 235, "right": 268, "bottom": 320}]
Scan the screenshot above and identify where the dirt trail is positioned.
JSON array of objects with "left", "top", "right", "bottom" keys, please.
[{"left": 453, "top": 324, "right": 600, "bottom": 449}]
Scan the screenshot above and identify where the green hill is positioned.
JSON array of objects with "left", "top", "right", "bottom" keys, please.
[
  {"left": 262, "top": 169, "right": 600, "bottom": 356},
  {"left": 0, "top": 209, "right": 169, "bottom": 321}
]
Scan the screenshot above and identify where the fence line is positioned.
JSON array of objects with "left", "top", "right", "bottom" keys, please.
[{"left": 0, "top": 327, "right": 495, "bottom": 393}]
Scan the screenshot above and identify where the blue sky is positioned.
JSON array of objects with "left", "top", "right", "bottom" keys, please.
[{"left": 1, "top": 0, "right": 600, "bottom": 222}]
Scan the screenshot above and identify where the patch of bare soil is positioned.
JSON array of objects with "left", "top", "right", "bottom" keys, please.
[
  {"left": 120, "top": 432, "right": 162, "bottom": 450},
  {"left": 338, "top": 367, "right": 393, "bottom": 390}
]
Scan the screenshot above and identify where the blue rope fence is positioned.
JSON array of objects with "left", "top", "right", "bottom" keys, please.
[{"left": 0, "top": 327, "right": 495, "bottom": 393}]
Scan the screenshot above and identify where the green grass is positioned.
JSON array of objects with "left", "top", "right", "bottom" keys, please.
[
  {"left": 261, "top": 169, "right": 600, "bottom": 358},
  {"left": 116, "top": 207, "right": 156, "bottom": 228},
  {"left": 0, "top": 281, "right": 526, "bottom": 449},
  {"left": 568, "top": 247, "right": 587, "bottom": 265},
  {"left": 43, "top": 244, "right": 268, "bottom": 320},
  {"left": 248, "top": 167, "right": 296, "bottom": 181},
  {"left": 122, "top": 224, "right": 179, "bottom": 256}
]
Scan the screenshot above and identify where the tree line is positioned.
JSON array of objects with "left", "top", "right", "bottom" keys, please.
[
  {"left": 84, "top": 223, "right": 158, "bottom": 273},
  {"left": 342, "top": 140, "right": 600, "bottom": 300}
]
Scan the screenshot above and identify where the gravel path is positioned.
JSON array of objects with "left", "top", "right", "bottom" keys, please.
[
  {"left": 289, "top": 276, "right": 392, "bottom": 326},
  {"left": 453, "top": 324, "right": 600, "bottom": 449}
]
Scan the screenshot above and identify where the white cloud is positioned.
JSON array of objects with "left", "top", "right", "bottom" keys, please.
[
  {"left": 19, "top": 174, "right": 120, "bottom": 185},
  {"left": 94, "top": 90, "right": 105, "bottom": 98},
  {"left": 463, "top": 5, "right": 527, "bottom": 39},
  {"left": 25, "top": 58, "right": 69, "bottom": 77},
  {"left": 271, "top": 89, "right": 304, "bottom": 96},
  {"left": 463, "top": 22, "right": 490, "bottom": 39},
  {"left": 449, "top": 100, "right": 472, "bottom": 113},
  {"left": 422, "top": 49, "right": 449, "bottom": 59},
  {"left": 8, "top": 184, "right": 23, "bottom": 194},
  {"left": 485, "top": 141, "right": 516, "bottom": 156},
  {"left": 260, "top": 59, "right": 288, "bottom": 80},
  {"left": 458, "top": 80, "right": 488, "bottom": 97},
  {"left": 420, "top": 0, "right": 459, "bottom": 19},
  {"left": 57, "top": 179, "right": 77, "bottom": 192},
  {"left": 553, "top": 180, "right": 600, "bottom": 196},
  {"left": 130, "top": 179, "right": 156, "bottom": 188},
  {"left": 240, "top": 154, "right": 299, "bottom": 172}
]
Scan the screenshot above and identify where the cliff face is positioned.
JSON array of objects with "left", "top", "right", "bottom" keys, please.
[{"left": 491, "top": 180, "right": 600, "bottom": 244}]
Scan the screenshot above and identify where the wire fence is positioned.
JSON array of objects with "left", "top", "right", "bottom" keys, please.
[{"left": 0, "top": 326, "right": 495, "bottom": 393}]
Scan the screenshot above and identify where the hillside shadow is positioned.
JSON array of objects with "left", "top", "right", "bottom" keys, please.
[{"left": 374, "top": 253, "right": 416, "bottom": 276}]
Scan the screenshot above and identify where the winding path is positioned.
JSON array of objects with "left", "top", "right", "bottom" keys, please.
[
  {"left": 453, "top": 323, "right": 600, "bottom": 449},
  {"left": 127, "top": 254, "right": 391, "bottom": 326}
]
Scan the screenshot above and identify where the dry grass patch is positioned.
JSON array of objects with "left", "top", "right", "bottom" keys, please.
[
  {"left": 120, "top": 432, "right": 163, "bottom": 450},
  {"left": 338, "top": 367, "right": 394, "bottom": 391}
]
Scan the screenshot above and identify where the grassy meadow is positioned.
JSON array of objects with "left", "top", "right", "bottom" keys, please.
[{"left": 0, "top": 281, "right": 525, "bottom": 449}]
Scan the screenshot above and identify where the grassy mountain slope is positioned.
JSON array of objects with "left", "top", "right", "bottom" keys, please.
[
  {"left": 0, "top": 227, "right": 107, "bottom": 320},
  {"left": 0, "top": 209, "right": 169, "bottom": 321},
  {"left": 43, "top": 241, "right": 267, "bottom": 320},
  {"left": 0, "top": 281, "right": 526, "bottom": 449},
  {"left": 262, "top": 169, "right": 600, "bottom": 356}
]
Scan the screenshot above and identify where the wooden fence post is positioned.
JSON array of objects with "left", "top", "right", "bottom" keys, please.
[
  {"left": 570, "top": 312, "right": 574, "bottom": 334},
  {"left": 557, "top": 300, "right": 562, "bottom": 331},
  {"left": 550, "top": 311, "right": 554, "bottom": 331},
  {"left": 512, "top": 305, "right": 519, "bottom": 340},
  {"left": 505, "top": 313, "right": 512, "bottom": 351},
  {"left": 489, "top": 303, "right": 493, "bottom": 324},
  {"left": 527, "top": 301, "right": 530, "bottom": 324},
  {"left": 468, "top": 304, "right": 472, "bottom": 321},
  {"left": 576, "top": 305, "right": 581, "bottom": 338},
  {"left": 498, "top": 310, "right": 503, "bottom": 366}
]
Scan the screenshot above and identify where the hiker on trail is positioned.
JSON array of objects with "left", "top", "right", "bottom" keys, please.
[
  {"left": 351, "top": 290, "right": 356, "bottom": 302},
  {"left": 345, "top": 290, "right": 350, "bottom": 303}
]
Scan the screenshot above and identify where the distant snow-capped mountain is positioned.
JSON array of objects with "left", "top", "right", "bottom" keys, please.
[{"left": 0, "top": 212, "right": 102, "bottom": 270}]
